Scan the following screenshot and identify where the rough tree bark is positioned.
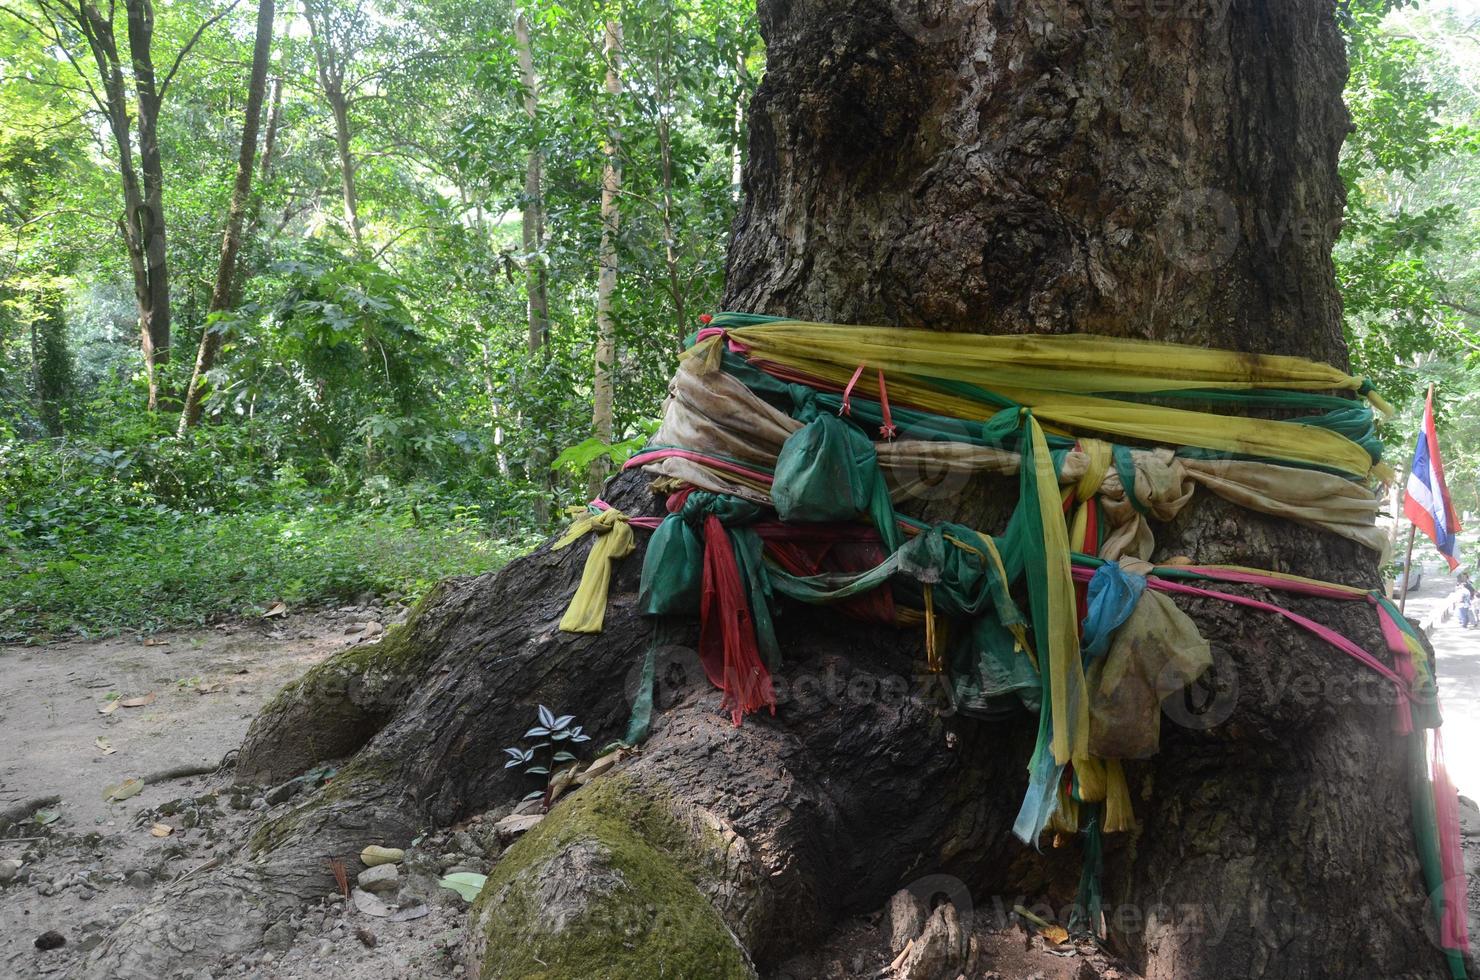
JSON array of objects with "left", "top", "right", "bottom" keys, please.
[
  {"left": 179, "top": 0, "right": 277, "bottom": 434},
  {"left": 86, "top": 3, "right": 1462, "bottom": 979}
]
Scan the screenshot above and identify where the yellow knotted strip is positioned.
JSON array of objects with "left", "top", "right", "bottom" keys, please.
[
  {"left": 552, "top": 508, "right": 636, "bottom": 633},
  {"left": 1028, "top": 415, "right": 1086, "bottom": 765},
  {"left": 1069, "top": 439, "right": 1112, "bottom": 554}
]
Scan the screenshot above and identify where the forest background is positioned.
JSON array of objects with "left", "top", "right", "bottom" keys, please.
[{"left": 0, "top": 0, "right": 1476, "bottom": 638}]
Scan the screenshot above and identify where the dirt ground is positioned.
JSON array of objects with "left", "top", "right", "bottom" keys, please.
[
  {"left": 0, "top": 603, "right": 474, "bottom": 980},
  {"left": 1, "top": 595, "right": 1476, "bottom": 980}
]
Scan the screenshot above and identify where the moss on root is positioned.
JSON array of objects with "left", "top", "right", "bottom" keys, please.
[
  {"left": 266, "top": 581, "right": 447, "bottom": 712},
  {"left": 470, "top": 776, "right": 755, "bottom": 980},
  {"left": 246, "top": 754, "right": 400, "bottom": 857},
  {"left": 238, "top": 585, "right": 451, "bottom": 784}
]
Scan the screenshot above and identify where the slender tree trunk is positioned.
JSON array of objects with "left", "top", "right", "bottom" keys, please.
[
  {"left": 588, "top": 17, "right": 623, "bottom": 500},
  {"left": 514, "top": 4, "right": 552, "bottom": 522},
  {"left": 730, "top": 47, "right": 746, "bottom": 201},
  {"left": 260, "top": 76, "right": 283, "bottom": 180},
  {"left": 85, "top": 5, "right": 1462, "bottom": 980},
  {"left": 658, "top": 112, "right": 685, "bottom": 350},
  {"left": 305, "top": 1, "right": 361, "bottom": 248},
  {"left": 123, "top": 0, "right": 173, "bottom": 410},
  {"left": 514, "top": 8, "right": 550, "bottom": 357},
  {"left": 178, "top": 0, "right": 277, "bottom": 434},
  {"left": 76, "top": 1, "right": 169, "bottom": 412},
  {"left": 327, "top": 91, "right": 361, "bottom": 246}
]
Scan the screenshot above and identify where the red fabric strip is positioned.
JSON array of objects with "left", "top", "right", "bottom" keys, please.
[{"left": 699, "top": 515, "right": 776, "bottom": 726}]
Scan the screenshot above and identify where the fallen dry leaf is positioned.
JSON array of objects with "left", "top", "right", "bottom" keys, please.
[
  {"left": 95, "top": 737, "right": 115, "bottom": 755},
  {"left": 390, "top": 904, "right": 429, "bottom": 922},
  {"left": 1041, "top": 924, "right": 1070, "bottom": 945},
  {"left": 262, "top": 601, "right": 287, "bottom": 618},
  {"left": 352, "top": 887, "right": 392, "bottom": 917},
  {"left": 150, "top": 822, "right": 173, "bottom": 838},
  {"left": 98, "top": 700, "right": 120, "bottom": 715},
  {"left": 103, "top": 777, "right": 144, "bottom": 803},
  {"left": 143, "top": 638, "right": 170, "bottom": 647},
  {"left": 119, "top": 692, "right": 156, "bottom": 708},
  {"left": 195, "top": 682, "right": 223, "bottom": 695}
]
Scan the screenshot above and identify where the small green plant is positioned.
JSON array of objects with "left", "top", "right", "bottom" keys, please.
[{"left": 503, "top": 704, "right": 591, "bottom": 806}]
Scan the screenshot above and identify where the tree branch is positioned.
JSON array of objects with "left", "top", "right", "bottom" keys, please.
[{"left": 159, "top": 0, "right": 246, "bottom": 102}]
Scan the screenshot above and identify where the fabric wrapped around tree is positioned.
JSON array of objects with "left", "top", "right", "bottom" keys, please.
[{"left": 547, "top": 314, "right": 1465, "bottom": 969}]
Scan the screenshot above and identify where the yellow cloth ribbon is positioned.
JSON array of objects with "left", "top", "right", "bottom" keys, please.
[
  {"left": 722, "top": 321, "right": 1384, "bottom": 479},
  {"left": 552, "top": 508, "right": 635, "bottom": 633},
  {"left": 1028, "top": 415, "right": 1085, "bottom": 766}
]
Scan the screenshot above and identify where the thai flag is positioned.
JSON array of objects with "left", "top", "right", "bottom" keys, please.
[{"left": 1404, "top": 389, "right": 1461, "bottom": 571}]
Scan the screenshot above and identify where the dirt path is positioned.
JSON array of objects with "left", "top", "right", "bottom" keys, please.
[
  {"left": 0, "top": 605, "right": 476, "bottom": 980},
  {"left": 1, "top": 595, "right": 1476, "bottom": 979}
]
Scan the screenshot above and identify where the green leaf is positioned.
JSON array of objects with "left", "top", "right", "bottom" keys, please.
[{"left": 438, "top": 872, "right": 488, "bottom": 902}]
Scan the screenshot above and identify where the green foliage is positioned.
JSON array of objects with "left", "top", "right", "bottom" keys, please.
[
  {"left": 503, "top": 704, "right": 593, "bottom": 802},
  {"left": 0, "top": 493, "right": 524, "bottom": 640},
  {"left": 1335, "top": 0, "right": 1480, "bottom": 514},
  {"left": 0, "top": 427, "right": 534, "bottom": 638}
]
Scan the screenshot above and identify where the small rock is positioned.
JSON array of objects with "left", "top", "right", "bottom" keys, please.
[
  {"left": 436, "top": 852, "right": 462, "bottom": 872},
  {"left": 34, "top": 930, "right": 66, "bottom": 951},
  {"left": 263, "top": 781, "right": 302, "bottom": 806},
  {"left": 362, "top": 621, "right": 383, "bottom": 636},
  {"left": 453, "top": 831, "right": 479, "bottom": 856},
  {"left": 360, "top": 845, "right": 404, "bottom": 867},
  {"left": 250, "top": 797, "right": 267, "bottom": 811},
  {"left": 344, "top": 624, "right": 365, "bottom": 635},
  {"left": 0, "top": 858, "right": 22, "bottom": 884},
  {"left": 357, "top": 863, "right": 399, "bottom": 894},
  {"left": 355, "top": 927, "right": 378, "bottom": 948},
  {"left": 125, "top": 870, "right": 153, "bottom": 889},
  {"left": 262, "top": 920, "right": 296, "bottom": 951}
]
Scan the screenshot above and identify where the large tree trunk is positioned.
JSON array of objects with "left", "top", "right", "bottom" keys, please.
[
  {"left": 179, "top": 0, "right": 277, "bottom": 434},
  {"left": 87, "top": 3, "right": 1462, "bottom": 979}
]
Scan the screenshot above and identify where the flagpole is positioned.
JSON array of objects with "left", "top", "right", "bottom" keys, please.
[
  {"left": 1399, "top": 382, "right": 1435, "bottom": 615},
  {"left": 1400, "top": 522, "right": 1418, "bottom": 614}
]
